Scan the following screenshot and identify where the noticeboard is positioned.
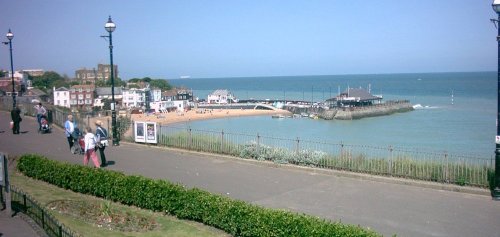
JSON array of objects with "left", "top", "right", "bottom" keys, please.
[{"left": 135, "top": 121, "right": 157, "bottom": 144}]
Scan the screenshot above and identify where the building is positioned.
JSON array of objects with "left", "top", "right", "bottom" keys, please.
[
  {"left": 328, "top": 88, "right": 383, "bottom": 108},
  {"left": 94, "top": 87, "right": 123, "bottom": 108},
  {"left": 21, "top": 69, "right": 44, "bottom": 77},
  {"left": 0, "top": 70, "right": 28, "bottom": 96},
  {"left": 69, "top": 85, "right": 95, "bottom": 110},
  {"left": 53, "top": 87, "right": 71, "bottom": 108},
  {"left": 207, "top": 89, "right": 237, "bottom": 104},
  {"left": 122, "top": 88, "right": 146, "bottom": 108},
  {"left": 75, "top": 64, "right": 118, "bottom": 84}
]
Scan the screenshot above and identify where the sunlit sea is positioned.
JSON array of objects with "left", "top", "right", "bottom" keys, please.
[{"left": 169, "top": 72, "right": 496, "bottom": 158}]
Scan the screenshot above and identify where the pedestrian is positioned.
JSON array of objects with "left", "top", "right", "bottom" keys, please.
[
  {"left": 10, "top": 106, "right": 21, "bottom": 134},
  {"left": 83, "top": 127, "right": 100, "bottom": 168},
  {"left": 34, "top": 102, "right": 47, "bottom": 132},
  {"left": 95, "top": 120, "right": 108, "bottom": 167},
  {"left": 65, "top": 115, "right": 75, "bottom": 152}
]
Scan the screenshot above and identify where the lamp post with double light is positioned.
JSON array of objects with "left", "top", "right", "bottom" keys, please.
[
  {"left": 491, "top": 0, "right": 500, "bottom": 200},
  {"left": 2, "top": 29, "right": 15, "bottom": 108},
  {"left": 103, "top": 16, "right": 119, "bottom": 146}
]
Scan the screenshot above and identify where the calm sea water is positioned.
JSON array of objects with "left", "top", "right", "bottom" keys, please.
[{"left": 169, "top": 72, "right": 496, "bottom": 158}]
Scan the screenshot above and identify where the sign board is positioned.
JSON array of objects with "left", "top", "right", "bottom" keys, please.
[
  {"left": 496, "top": 136, "right": 500, "bottom": 145},
  {"left": 135, "top": 121, "right": 157, "bottom": 144}
]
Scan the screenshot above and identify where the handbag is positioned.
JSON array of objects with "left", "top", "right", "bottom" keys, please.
[
  {"left": 9, "top": 121, "right": 13, "bottom": 129},
  {"left": 100, "top": 140, "right": 109, "bottom": 147}
]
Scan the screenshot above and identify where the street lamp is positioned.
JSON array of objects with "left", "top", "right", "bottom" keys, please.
[
  {"left": 103, "top": 16, "right": 119, "bottom": 146},
  {"left": 491, "top": 0, "right": 500, "bottom": 200},
  {"left": 3, "top": 29, "right": 15, "bottom": 108}
]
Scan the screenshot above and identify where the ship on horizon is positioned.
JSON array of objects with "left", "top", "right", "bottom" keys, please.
[{"left": 180, "top": 75, "right": 191, "bottom": 79}]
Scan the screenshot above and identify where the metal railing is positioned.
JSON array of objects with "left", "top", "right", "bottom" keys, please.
[
  {"left": 1, "top": 96, "right": 494, "bottom": 187},
  {"left": 157, "top": 125, "right": 494, "bottom": 187},
  {"left": 1, "top": 185, "right": 78, "bottom": 237},
  {"left": 0, "top": 97, "right": 126, "bottom": 139}
]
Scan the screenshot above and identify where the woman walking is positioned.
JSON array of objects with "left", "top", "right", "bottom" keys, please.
[
  {"left": 65, "top": 115, "right": 75, "bottom": 152},
  {"left": 83, "top": 127, "right": 100, "bottom": 168}
]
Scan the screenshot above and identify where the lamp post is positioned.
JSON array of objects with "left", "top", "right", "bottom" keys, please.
[
  {"left": 3, "top": 29, "right": 15, "bottom": 108},
  {"left": 492, "top": 0, "right": 500, "bottom": 200},
  {"left": 104, "top": 16, "right": 119, "bottom": 146}
]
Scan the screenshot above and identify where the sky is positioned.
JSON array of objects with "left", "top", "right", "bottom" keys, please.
[{"left": 0, "top": 0, "right": 497, "bottom": 79}]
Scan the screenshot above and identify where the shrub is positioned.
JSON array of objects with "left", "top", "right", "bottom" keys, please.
[{"left": 18, "top": 154, "right": 381, "bottom": 237}]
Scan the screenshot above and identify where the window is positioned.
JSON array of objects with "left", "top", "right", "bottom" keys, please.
[
  {"left": 78, "top": 95, "right": 83, "bottom": 99},
  {"left": 57, "top": 100, "right": 60, "bottom": 105},
  {"left": 86, "top": 88, "right": 91, "bottom": 92},
  {"left": 79, "top": 88, "right": 82, "bottom": 92},
  {"left": 86, "top": 94, "right": 91, "bottom": 99},
  {"left": 64, "top": 100, "right": 67, "bottom": 105},
  {"left": 71, "top": 95, "right": 76, "bottom": 99},
  {"left": 56, "top": 92, "right": 59, "bottom": 96}
]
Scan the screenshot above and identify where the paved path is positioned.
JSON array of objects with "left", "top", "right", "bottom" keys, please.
[{"left": 0, "top": 111, "right": 499, "bottom": 237}]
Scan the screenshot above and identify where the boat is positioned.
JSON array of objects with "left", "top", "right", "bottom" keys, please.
[
  {"left": 180, "top": 76, "right": 190, "bottom": 79},
  {"left": 271, "top": 115, "right": 286, "bottom": 119}
]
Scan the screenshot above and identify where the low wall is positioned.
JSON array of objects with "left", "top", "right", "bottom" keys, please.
[
  {"left": 284, "top": 101, "right": 413, "bottom": 120},
  {"left": 333, "top": 101, "right": 414, "bottom": 120}
]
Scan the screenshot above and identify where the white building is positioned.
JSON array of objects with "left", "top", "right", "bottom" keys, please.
[
  {"left": 122, "top": 88, "right": 146, "bottom": 108},
  {"left": 53, "top": 87, "right": 71, "bottom": 108},
  {"left": 150, "top": 88, "right": 162, "bottom": 102},
  {"left": 150, "top": 101, "right": 176, "bottom": 113},
  {"left": 207, "top": 89, "right": 238, "bottom": 104}
]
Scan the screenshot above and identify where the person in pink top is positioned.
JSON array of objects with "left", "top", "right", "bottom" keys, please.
[{"left": 83, "top": 127, "right": 100, "bottom": 168}]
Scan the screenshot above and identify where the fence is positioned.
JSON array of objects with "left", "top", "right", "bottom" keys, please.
[
  {"left": 156, "top": 125, "right": 494, "bottom": 188},
  {"left": 1, "top": 96, "right": 494, "bottom": 187},
  {"left": 0, "top": 185, "right": 78, "bottom": 237},
  {"left": 0, "top": 97, "right": 128, "bottom": 140}
]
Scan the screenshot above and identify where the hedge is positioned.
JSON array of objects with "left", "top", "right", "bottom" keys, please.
[{"left": 17, "top": 154, "right": 382, "bottom": 237}]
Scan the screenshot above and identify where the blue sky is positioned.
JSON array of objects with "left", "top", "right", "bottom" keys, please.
[{"left": 0, "top": 0, "right": 496, "bottom": 79}]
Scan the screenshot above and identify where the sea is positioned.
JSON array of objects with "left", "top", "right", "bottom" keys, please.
[{"left": 168, "top": 72, "right": 496, "bottom": 158}]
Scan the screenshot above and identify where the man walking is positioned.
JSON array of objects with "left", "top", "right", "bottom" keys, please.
[
  {"left": 10, "top": 106, "right": 21, "bottom": 134},
  {"left": 95, "top": 120, "right": 108, "bottom": 167}
]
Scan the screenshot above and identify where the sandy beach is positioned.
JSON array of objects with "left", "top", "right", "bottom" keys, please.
[
  {"left": 130, "top": 108, "right": 292, "bottom": 125},
  {"left": 87, "top": 108, "right": 292, "bottom": 137}
]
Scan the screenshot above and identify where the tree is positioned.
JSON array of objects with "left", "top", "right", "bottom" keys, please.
[
  {"left": 0, "top": 70, "right": 5, "bottom": 78},
  {"left": 32, "top": 71, "right": 65, "bottom": 89},
  {"left": 149, "top": 79, "right": 172, "bottom": 91}
]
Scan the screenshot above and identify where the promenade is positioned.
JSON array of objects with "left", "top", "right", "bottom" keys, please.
[{"left": 0, "top": 111, "right": 499, "bottom": 237}]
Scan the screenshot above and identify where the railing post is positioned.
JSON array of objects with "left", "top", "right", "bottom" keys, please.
[
  {"left": 388, "top": 145, "right": 393, "bottom": 176},
  {"left": 257, "top": 133, "right": 260, "bottom": 157},
  {"left": 444, "top": 153, "right": 449, "bottom": 183},
  {"left": 221, "top": 129, "right": 224, "bottom": 153},
  {"left": 188, "top": 127, "right": 192, "bottom": 149},
  {"left": 23, "top": 193, "right": 27, "bottom": 211},
  {"left": 296, "top": 137, "right": 300, "bottom": 155},
  {"left": 41, "top": 204, "right": 45, "bottom": 229},
  {"left": 59, "top": 225, "right": 62, "bottom": 237}
]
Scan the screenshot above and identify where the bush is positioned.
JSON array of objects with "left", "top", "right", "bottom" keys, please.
[{"left": 17, "top": 154, "right": 381, "bottom": 237}]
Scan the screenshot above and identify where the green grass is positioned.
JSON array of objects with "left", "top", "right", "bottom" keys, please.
[{"left": 10, "top": 171, "right": 230, "bottom": 237}]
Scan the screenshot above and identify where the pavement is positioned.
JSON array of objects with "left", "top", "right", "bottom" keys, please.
[{"left": 0, "top": 111, "right": 499, "bottom": 237}]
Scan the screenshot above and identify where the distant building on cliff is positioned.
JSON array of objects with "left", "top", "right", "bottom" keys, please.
[{"left": 75, "top": 64, "right": 118, "bottom": 84}]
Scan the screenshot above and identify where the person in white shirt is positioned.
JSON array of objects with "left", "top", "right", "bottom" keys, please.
[
  {"left": 83, "top": 127, "right": 100, "bottom": 168},
  {"left": 65, "top": 115, "right": 75, "bottom": 152}
]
